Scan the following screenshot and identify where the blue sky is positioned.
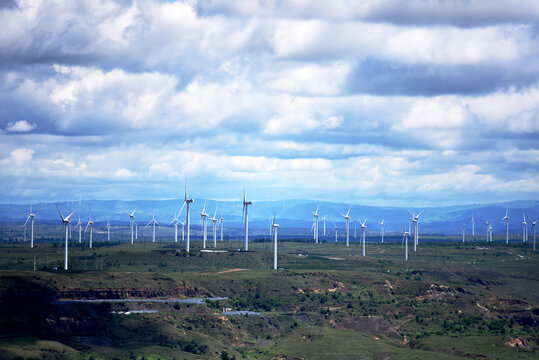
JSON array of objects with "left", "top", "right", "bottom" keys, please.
[{"left": 0, "top": 0, "right": 538, "bottom": 206}]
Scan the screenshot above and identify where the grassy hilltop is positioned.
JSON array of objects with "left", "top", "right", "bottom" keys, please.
[{"left": 0, "top": 239, "right": 537, "bottom": 359}]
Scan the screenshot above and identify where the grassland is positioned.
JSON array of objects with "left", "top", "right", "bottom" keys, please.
[{"left": 0, "top": 234, "right": 537, "bottom": 359}]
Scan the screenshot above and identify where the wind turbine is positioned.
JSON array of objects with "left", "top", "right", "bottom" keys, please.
[
  {"left": 489, "top": 221, "right": 493, "bottom": 242},
  {"left": 199, "top": 202, "right": 208, "bottom": 249},
  {"left": 145, "top": 210, "right": 158, "bottom": 243},
  {"left": 471, "top": 215, "right": 475, "bottom": 237},
  {"left": 462, "top": 224, "right": 466, "bottom": 243},
  {"left": 220, "top": 213, "right": 224, "bottom": 242},
  {"left": 171, "top": 202, "right": 186, "bottom": 244},
  {"left": 85, "top": 214, "right": 94, "bottom": 248},
  {"left": 379, "top": 218, "right": 385, "bottom": 243},
  {"left": 522, "top": 213, "right": 527, "bottom": 243},
  {"left": 312, "top": 205, "right": 319, "bottom": 244},
  {"left": 74, "top": 216, "right": 83, "bottom": 243},
  {"left": 124, "top": 209, "right": 136, "bottom": 244},
  {"left": 403, "top": 224, "right": 410, "bottom": 261},
  {"left": 272, "top": 215, "right": 279, "bottom": 270},
  {"left": 23, "top": 203, "right": 35, "bottom": 248},
  {"left": 211, "top": 207, "right": 218, "bottom": 248},
  {"left": 334, "top": 223, "right": 338, "bottom": 243},
  {"left": 323, "top": 215, "right": 326, "bottom": 236},
  {"left": 56, "top": 205, "right": 76, "bottom": 271},
  {"left": 341, "top": 207, "right": 351, "bottom": 247},
  {"left": 359, "top": 217, "right": 367, "bottom": 256},
  {"left": 409, "top": 210, "right": 423, "bottom": 251},
  {"left": 242, "top": 189, "right": 252, "bottom": 251},
  {"left": 184, "top": 185, "right": 194, "bottom": 252},
  {"left": 105, "top": 220, "right": 111, "bottom": 241},
  {"left": 528, "top": 217, "right": 537, "bottom": 252},
  {"left": 170, "top": 211, "right": 179, "bottom": 243},
  {"left": 502, "top": 210, "right": 510, "bottom": 244}
]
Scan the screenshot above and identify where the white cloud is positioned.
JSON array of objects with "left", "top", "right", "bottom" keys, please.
[{"left": 6, "top": 120, "right": 36, "bottom": 132}]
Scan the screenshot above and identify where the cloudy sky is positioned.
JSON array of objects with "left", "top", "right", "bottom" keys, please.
[{"left": 1, "top": 0, "right": 538, "bottom": 206}]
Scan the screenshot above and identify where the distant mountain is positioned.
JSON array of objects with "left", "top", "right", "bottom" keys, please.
[{"left": 1, "top": 199, "right": 537, "bottom": 235}]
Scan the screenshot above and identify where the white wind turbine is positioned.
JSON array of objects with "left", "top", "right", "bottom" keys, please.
[
  {"left": 522, "top": 213, "right": 527, "bottom": 243},
  {"left": 170, "top": 201, "right": 185, "bottom": 244},
  {"left": 145, "top": 210, "right": 159, "bottom": 243},
  {"left": 56, "top": 205, "right": 76, "bottom": 271},
  {"left": 341, "top": 207, "right": 351, "bottom": 247},
  {"left": 471, "top": 215, "right": 475, "bottom": 236},
  {"left": 74, "top": 216, "right": 83, "bottom": 243},
  {"left": 334, "top": 223, "right": 338, "bottom": 243},
  {"left": 528, "top": 217, "right": 536, "bottom": 252},
  {"left": 211, "top": 207, "right": 218, "bottom": 248},
  {"left": 379, "top": 218, "right": 385, "bottom": 243},
  {"left": 502, "top": 210, "right": 510, "bottom": 244},
  {"left": 184, "top": 185, "right": 194, "bottom": 252},
  {"left": 199, "top": 202, "right": 209, "bottom": 249},
  {"left": 220, "top": 213, "right": 224, "bottom": 242},
  {"left": 242, "top": 189, "right": 252, "bottom": 251},
  {"left": 85, "top": 214, "right": 94, "bottom": 248},
  {"left": 403, "top": 224, "right": 410, "bottom": 261},
  {"left": 272, "top": 215, "right": 279, "bottom": 270},
  {"left": 23, "top": 203, "right": 35, "bottom": 248},
  {"left": 312, "top": 205, "right": 319, "bottom": 244},
  {"left": 170, "top": 211, "right": 179, "bottom": 243},
  {"left": 105, "top": 220, "right": 111, "bottom": 241},
  {"left": 124, "top": 209, "right": 136, "bottom": 244},
  {"left": 359, "top": 217, "right": 367, "bottom": 256},
  {"left": 489, "top": 220, "right": 493, "bottom": 242},
  {"left": 409, "top": 210, "right": 423, "bottom": 251}
]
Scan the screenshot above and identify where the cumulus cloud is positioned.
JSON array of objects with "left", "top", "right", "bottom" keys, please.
[
  {"left": 6, "top": 120, "right": 36, "bottom": 132},
  {"left": 0, "top": 0, "right": 537, "bottom": 204}
]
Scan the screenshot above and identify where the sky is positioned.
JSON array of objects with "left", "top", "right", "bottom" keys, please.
[{"left": 0, "top": 0, "right": 538, "bottom": 206}]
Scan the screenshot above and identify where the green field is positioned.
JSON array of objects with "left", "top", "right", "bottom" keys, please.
[{"left": 0, "top": 237, "right": 537, "bottom": 359}]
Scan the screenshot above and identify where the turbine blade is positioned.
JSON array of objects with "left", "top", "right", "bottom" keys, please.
[
  {"left": 56, "top": 204, "right": 65, "bottom": 220},
  {"left": 65, "top": 210, "right": 77, "bottom": 221}
]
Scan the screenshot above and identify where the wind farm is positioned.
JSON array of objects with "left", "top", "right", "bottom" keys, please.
[{"left": 1, "top": 0, "right": 539, "bottom": 359}]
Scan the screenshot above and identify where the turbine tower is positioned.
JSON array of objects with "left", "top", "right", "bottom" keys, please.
[
  {"left": 528, "top": 217, "right": 537, "bottom": 252},
  {"left": 312, "top": 205, "right": 319, "bottom": 244},
  {"left": 211, "top": 207, "right": 218, "bottom": 248},
  {"left": 462, "top": 224, "right": 466, "bottom": 243},
  {"left": 242, "top": 189, "right": 252, "bottom": 251},
  {"left": 184, "top": 185, "right": 194, "bottom": 252},
  {"left": 23, "top": 203, "right": 35, "bottom": 248},
  {"left": 272, "top": 216, "right": 279, "bottom": 270},
  {"left": 56, "top": 205, "right": 76, "bottom": 271},
  {"left": 379, "top": 218, "right": 385, "bottom": 243},
  {"left": 105, "top": 220, "right": 111, "bottom": 241},
  {"left": 220, "top": 214, "right": 224, "bottom": 242},
  {"left": 170, "top": 211, "right": 179, "bottom": 243},
  {"left": 341, "top": 207, "right": 351, "bottom": 247},
  {"left": 502, "top": 210, "right": 510, "bottom": 244},
  {"left": 409, "top": 210, "right": 423, "bottom": 251},
  {"left": 485, "top": 220, "right": 489, "bottom": 242},
  {"left": 171, "top": 202, "right": 185, "bottom": 244},
  {"left": 403, "top": 225, "right": 410, "bottom": 261},
  {"left": 145, "top": 210, "right": 158, "bottom": 243},
  {"left": 323, "top": 216, "right": 326, "bottom": 236},
  {"left": 489, "top": 221, "right": 493, "bottom": 242},
  {"left": 125, "top": 209, "right": 136, "bottom": 244},
  {"left": 85, "top": 214, "right": 94, "bottom": 248},
  {"left": 522, "top": 213, "right": 527, "bottom": 243},
  {"left": 199, "top": 202, "right": 208, "bottom": 249},
  {"left": 74, "top": 216, "right": 83, "bottom": 243},
  {"left": 334, "top": 223, "right": 338, "bottom": 243},
  {"left": 471, "top": 215, "right": 475, "bottom": 236},
  {"left": 359, "top": 217, "right": 367, "bottom": 256}
]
